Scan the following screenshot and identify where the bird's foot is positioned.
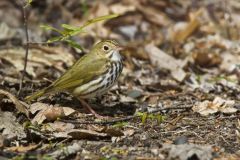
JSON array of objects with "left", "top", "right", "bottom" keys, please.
[{"left": 79, "top": 98, "right": 109, "bottom": 119}]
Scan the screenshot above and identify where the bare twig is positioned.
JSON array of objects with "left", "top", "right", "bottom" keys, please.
[
  {"left": 18, "top": 1, "right": 30, "bottom": 95},
  {"left": 61, "top": 104, "right": 193, "bottom": 125}
]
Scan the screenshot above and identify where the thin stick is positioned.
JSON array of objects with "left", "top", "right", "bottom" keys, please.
[
  {"left": 61, "top": 105, "right": 193, "bottom": 125},
  {"left": 18, "top": 1, "right": 30, "bottom": 95}
]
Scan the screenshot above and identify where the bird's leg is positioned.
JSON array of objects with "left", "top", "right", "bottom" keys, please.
[{"left": 78, "top": 98, "right": 106, "bottom": 119}]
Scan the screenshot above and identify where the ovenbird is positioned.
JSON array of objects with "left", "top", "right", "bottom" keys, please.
[{"left": 25, "top": 40, "right": 123, "bottom": 118}]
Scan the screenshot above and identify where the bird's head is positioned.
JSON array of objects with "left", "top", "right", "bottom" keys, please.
[{"left": 92, "top": 40, "right": 123, "bottom": 62}]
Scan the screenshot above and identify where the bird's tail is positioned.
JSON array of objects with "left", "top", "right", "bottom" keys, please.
[{"left": 25, "top": 86, "right": 53, "bottom": 102}]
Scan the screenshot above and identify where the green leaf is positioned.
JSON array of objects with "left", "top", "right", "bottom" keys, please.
[
  {"left": 47, "top": 36, "right": 62, "bottom": 43},
  {"left": 23, "top": 0, "right": 32, "bottom": 7},
  {"left": 68, "top": 29, "right": 86, "bottom": 37},
  {"left": 64, "top": 14, "right": 119, "bottom": 37},
  {"left": 40, "top": 25, "right": 63, "bottom": 34},
  {"left": 81, "top": 14, "right": 119, "bottom": 29},
  {"left": 61, "top": 24, "right": 79, "bottom": 31},
  {"left": 27, "top": 0, "right": 32, "bottom": 4},
  {"left": 113, "top": 122, "right": 128, "bottom": 128},
  {"left": 156, "top": 114, "right": 164, "bottom": 123},
  {"left": 65, "top": 40, "right": 83, "bottom": 51},
  {"left": 136, "top": 112, "right": 148, "bottom": 124},
  {"left": 141, "top": 112, "right": 148, "bottom": 124}
]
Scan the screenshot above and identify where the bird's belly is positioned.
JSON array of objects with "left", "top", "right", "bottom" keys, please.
[
  {"left": 72, "top": 61, "right": 122, "bottom": 99},
  {"left": 79, "top": 83, "right": 114, "bottom": 99}
]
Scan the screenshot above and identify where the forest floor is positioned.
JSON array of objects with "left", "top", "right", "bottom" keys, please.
[{"left": 0, "top": 0, "right": 240, "bottom": 159}]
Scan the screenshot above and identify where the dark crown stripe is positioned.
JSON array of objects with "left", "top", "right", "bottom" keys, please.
[{"left": 104, "top": 40, "right": 119, "bottom": 46}]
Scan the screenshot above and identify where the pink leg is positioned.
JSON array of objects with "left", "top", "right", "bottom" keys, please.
[{"left": 78, "top": 98, "right": 106, "bottom": 119}]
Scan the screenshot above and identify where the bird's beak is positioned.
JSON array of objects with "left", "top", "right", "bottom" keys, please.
[{"left": 116, "top": 46, "right": 124, "bottom": 51}]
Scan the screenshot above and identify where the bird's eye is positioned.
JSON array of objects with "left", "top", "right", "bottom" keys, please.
[{"left": 103, "top": 45, "right": 109, "bottom": 51}]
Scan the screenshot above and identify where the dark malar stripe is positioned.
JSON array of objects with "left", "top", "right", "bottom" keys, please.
[
  {"left": 109, "top": 53, "right": 113, "bottom": 59},
  {"left": 115, "top": 62, "right": 120, "bottom": 80},
  {"left": 110, "top": 63, "right": 116, "bottom": 82},
  {"left": 109, "top": 62, "right": 115, "bottom": 75},
  {"left": 114, "top": 62, "right": 121, "bottom": 81}
]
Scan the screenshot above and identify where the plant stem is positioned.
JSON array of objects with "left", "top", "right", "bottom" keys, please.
[{"left": 18, "top": 2, "right": 29, "bottom": 96}]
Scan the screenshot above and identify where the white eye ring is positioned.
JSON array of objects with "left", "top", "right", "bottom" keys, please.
[{"left": 103, "top": 45, "right": 109, "bottom": 51}]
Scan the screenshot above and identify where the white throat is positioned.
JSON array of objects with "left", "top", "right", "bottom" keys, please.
[{"left": 109, "top": 50, "right": 122, "bottom": 62}]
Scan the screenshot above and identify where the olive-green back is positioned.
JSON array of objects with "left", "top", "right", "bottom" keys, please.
[{"left": 48, "top": 51, "right": 109, "bottom": 93}]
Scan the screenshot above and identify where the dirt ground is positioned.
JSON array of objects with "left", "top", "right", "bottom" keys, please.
[{"left": 0, "top": 0, "right": 240, "bottom": 160}]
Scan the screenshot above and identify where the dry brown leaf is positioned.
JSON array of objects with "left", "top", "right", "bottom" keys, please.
[
  {"left": 5, "top": 144, "right": 38, "bottom": 153},
  {"left": 123, "top": 129, "right": 135, "bottom": 137},
  {"left": 110, "top": 3, "right": 136, "bottom": 15},
  {"left": 43, "top": 121, "right": 75, "bottom": 132},
  {"left": 30, "top": 103, "right": 76, "bottom": 124},
  {"left": 101, "top": 127, "right": 124, "bottom": 137},
  {"left": 119, "top": 95, "right": 137, "bottom": 103},
  {"left": 43, "top": 107, "right": 65, "bottom": 121},
  {"left": 136, "top": 3, "right": 171, "bottom": 26},
  {"left": 87, "top": 125, "right": 124, "bottom": 137},
  {"left": 169, "top": 8, "right": 203, "bottom": 43},
  {"left": 193, "top": 51, "right": 222, "bottom": 68},
  {"left": 0, "top": 47, "right": 75, "bottom": 77},
  {"left": 0, "top": 89, "right": 29, "bottom": 117},
  {"left": 145, "top": 44, "right": 187, "bottom": 82},
  {"left": 29, "top": 102, "right": 48, "bottom": 114},
  {"left": 62, "top": 106, "right": 76, "bottom": 116},
  {"left": 220, "top": 53, "right": 240, "bottom": 72},
  {"left": 86, "top": 2, "right": 112, "bottom": 39},
  {"left": 192, "top": 97, "right": 237, "bottom": 116}
]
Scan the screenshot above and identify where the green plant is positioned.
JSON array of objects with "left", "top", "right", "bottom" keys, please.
[
  {"left": 41, "top": 14, "right": 119, "bottom": 50},
  {"left": 136, "top": 112, "right": 165, "bottom": 124}
]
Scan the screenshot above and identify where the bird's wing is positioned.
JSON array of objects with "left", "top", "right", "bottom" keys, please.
[{"left": 48, "top": 53, "right": 109, "bottom": 93}]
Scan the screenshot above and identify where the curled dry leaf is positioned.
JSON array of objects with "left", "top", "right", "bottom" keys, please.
[
  {"left": 192, "top": 97, "right": 237, "bottom": 116},
  {"left": 168, "top": 8, "right": 203, "bottom": 43},
  {"left": 30, "top": 103, "right": 76, "bottom": 124},
  {"left": 0, "top": 89, "right": 29, "bottom": 117},
  {"left": 145, "top": 44, "right": 187, "bottom": 82}
]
